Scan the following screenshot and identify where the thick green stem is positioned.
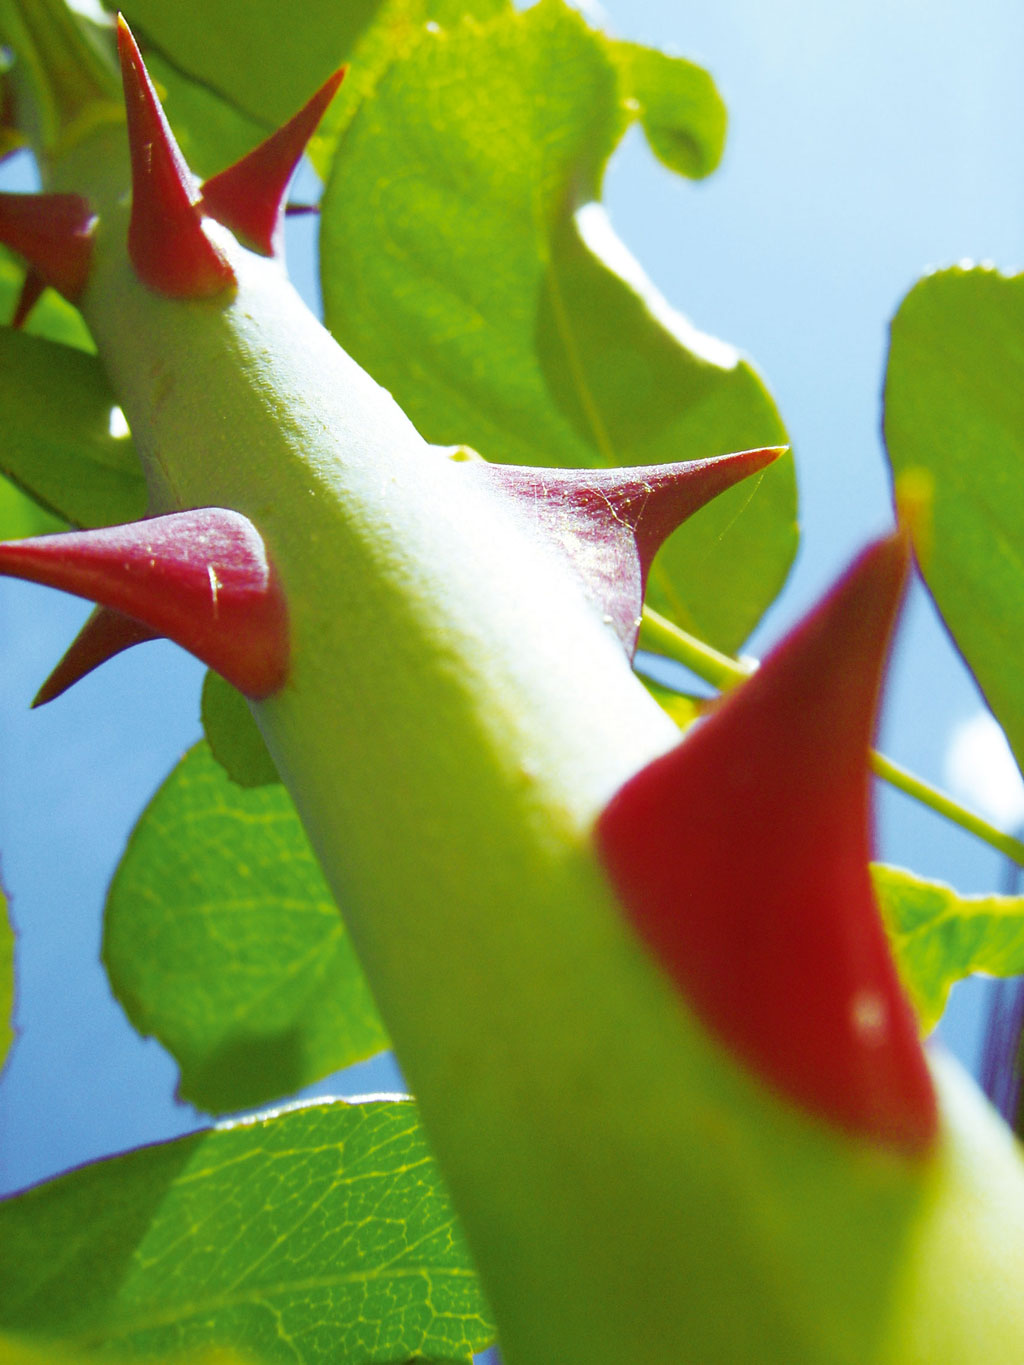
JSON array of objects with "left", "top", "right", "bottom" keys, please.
[{"left": 641, "top": 606, "right": 1024, "bottom": 870}]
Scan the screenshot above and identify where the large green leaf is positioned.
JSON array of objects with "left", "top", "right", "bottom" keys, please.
[
  {"left": 0, "top": 472, "right": 62, "bottom": 539},
  {"left": 104, "top": 743, "right": 387, "bottom": 1114},
  {"left": 321, "top": 0, "right": 794, "bottom": 652},
  {"left": 1, "top": 878, "right": 13, "bottom": 1071},
  {"left": 885, "top": 265, "right": 1024, "bottom": 776},
  {"left": 0, "top": 326, "right": 145, "bottom": 527},
  {"left": 114, "top": 0, "right": 507, "bottom": 179},
  {"left": 609, "top": 40, "right": 726, "bottom": 179},
  {"left": 874, "top": 863, "right": 1024, "bottom": 1034},
  {"left": 0, "top": 1099, "right": 494, "bottom": 1364}
]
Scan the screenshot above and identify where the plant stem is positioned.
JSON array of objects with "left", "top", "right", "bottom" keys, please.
[{"left": 640, "top": 606, "right": 1024, "bottom": 870}]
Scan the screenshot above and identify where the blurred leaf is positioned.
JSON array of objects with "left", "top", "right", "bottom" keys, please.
[
  {"left": 201, "top": 671, "right": 280, "bottom": 788},
  {"left": 0, "top": 1099, "right": 494, "bottom": 1364},
  {"left": 885, "top": 265, "right": 1024, "bottom": 776},
  {"left": 104, "top": 743, "right": 387, "bottom": 1114},
  {"left": 322, "top": 0, "right": 794, "bottom": 652},
  {"left": 637, "top": 674, "right": 700, "bottom": 730},
  {"left": 610, "top": 40, "right": 726, "bottom": 178},
  {"left": 0, "top": 324, "right": 145, "bottom": 529},
  {"left": 874, "top": 863, "right": 1024, "bottom": 1033},
  {"left": 0, "top": 473, "right": 63, "bottom": 539},
  {"left": 1, "top": 879, "right": 13, "bottom": 1071},
  {"left": 144, "top": 48, "right": 267, "bottom": 182}
]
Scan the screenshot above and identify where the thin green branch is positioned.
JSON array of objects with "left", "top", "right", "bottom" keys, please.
[{"left": 640, "top": 606, "right": 1024, "bottom": 870}]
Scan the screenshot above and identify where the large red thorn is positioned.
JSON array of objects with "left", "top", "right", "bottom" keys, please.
[
  {"left": 200, "top": 67, "right": 345, "bottom": 257},
  {"left": 0, "top": 508, "right": 288, "bottom": 700},
  {"left": 116, "top": 15, "right": 235, "bottom": 299},
  {"left": 0, "top": 192, "right": 95, "bottom": 301},
  {"left": 596, "top": 532, "right": 938, "bottom": 1154},
  {"left": 476, "top": 447, "right": 783, "bottom": 656}
]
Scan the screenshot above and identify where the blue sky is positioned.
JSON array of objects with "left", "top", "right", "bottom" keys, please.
[{"left": 2, "top": 0, "right": 1024, "bottom": 1195}]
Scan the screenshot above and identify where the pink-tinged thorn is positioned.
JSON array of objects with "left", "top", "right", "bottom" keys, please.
[
  {"left": 596, "top": 532, "right": 938, "bottom": 1154},
  {"left": 116, "top": 15, "right": 236, "bottom": 299},
  {"left": 200, "top": 67, "right": 345, "bottom": 257},
  {"left": 0, "top": 508, "right": 288, "bottom": 700},
  {"left": 0, "top": 192, "right": 95, "bottom": 301},
  {"left": 11, "top": 268, "right": 47, "bottom": 329},
  {"left": 477, "top": 446, "right": 783, "bottom": 656},
  {"left": 32, "top": 607, "right": 158, "bottom": 707}
]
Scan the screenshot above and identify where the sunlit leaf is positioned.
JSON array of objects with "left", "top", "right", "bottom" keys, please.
[
  {"left": 0, "top": 1099, "right": 494, "bottom": 1363},
  {"left": 0, "top": 473, "right": 63, "bottom": 539},
  {"left": 609, "top": 40, "right": 726, "bottom": 179},
  {"left": 321, "top": 0, "right": 794, "bottom": 652},
  {"left": 885, "top": 265, "right": 1024, "bottom": 776},
  {"left": 874, "top": 863, "right": 1024, "bottom": 1033},
  {"left": 104, "top": 743, "right": 387, "bottom": 1114},
  {"left": 201, "top": 672, "right": 280, "bottom": 788}
]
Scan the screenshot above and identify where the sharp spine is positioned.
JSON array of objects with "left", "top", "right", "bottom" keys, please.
[
  {"left": 200, "top": 67, "right": 345, "bottom": 257},
  {"left": 116, "top": 15, "right": 236, "bottom": 299},
  {"left": 476, "top": 446, "right": 783, "bottom": 656},
  {"left": 0, "top": 508, "right": 289, "bottom": 700},
  {"left": 0, "top": 191, "right": 95, "bottom": 300},
  {"left": 595, "top": 531, "right": 938, "bottom": 1153}
]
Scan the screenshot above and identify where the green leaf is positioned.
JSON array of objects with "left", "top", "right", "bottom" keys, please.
[
  {"left": 874, "top": 863, "right": 1024, "bottom": 1034},
  {"left": 0, "top": 1098, "right": 495, "bottom": 1364},
  {"left": 321, "top": 0, "right": 794, "bottom": 652},
  {"left": 118, "top": 0, "right": 509, "bottom": 181},
  {"left": 0, "top": 324, "right": 145, "bottom": 528},
  {"left": 201, "top": 671, "right": 281, "bottom": 788},
  {"left": 0, "top": 473, "right": 64, "bottom": 539},
  {"left": 609, "top": 40, "right": 726, "bottom": 179},
  {"left": 104, "top": 743, "right": 387, "bottom": 1114},
  {"left": 885, "top": 265, "right": 1024, "bottom": 776},
  {"left": 1, "top": 877, "right": 13, "bottom": 1071}
]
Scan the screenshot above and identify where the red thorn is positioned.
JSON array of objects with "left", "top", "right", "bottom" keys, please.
[
  {"left": 116, "top": 15, "right": 236, "bottom": 299},
  {"left": 596, "top": 532, "right": 938, "bottom": 1153},
  {"left": 0, "top": 192, "right": 95, "bottom": 301},
  {"left": 32, "top": 607, "right": 158, "bottom": 707},
  {"left": 0, "top": 508, "right": 288, "bottom": 699},
  {"left": 477, "top": 447, "right": 783, "bottom": 655},
  {"left": 11, "top": 268, "right": 47, "bottom": 329},
  {"left": 200, "top": 68, "right": 344, "bottom": 257}
]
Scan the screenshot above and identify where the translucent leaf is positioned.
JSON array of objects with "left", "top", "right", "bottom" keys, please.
[
  {"left": 874, "top": 863, "right": 1024, "bottom": 1034},
  {"left": 610, "top": 40, "right": 726, "bottom": 179},
  {"left": 885, "top": 265, "right": 1024, "bottom": 776},
  {"left": 201, "top": 671, "right": 280, "bottom": 788},
  {"left": 0, "top": 1098, "right": 494, "bottom": 1363},
  {"left": 104, "top": 744, "right": 387, "bottom": 1114},
  {"left": 321, "top": 0, "right": 794, "bottom": 652}
]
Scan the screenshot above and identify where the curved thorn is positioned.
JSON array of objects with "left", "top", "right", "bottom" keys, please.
[
  {"left": 596, "top": 531, "right": 938, "bottom": 1153},
  {"left": 0, "top": 192, "right": 94, "bottom": 300},
  {"left": 11, "top": 267, "right": 47, "bottom": 329},
  {"left": 116, "top": 15, "right": 235, "bottom": 299},
  {"left": 200, "top": 67, "right": 344, "bottom": 257},
  {"left": 0, "top": 508, "right": 288, "bottom": 700},
  {"left": 476, "top": 447, "right": 783, "bottom": 655},
  {"left": 32, "top": 606, "right": 158, "bottom": 707}
]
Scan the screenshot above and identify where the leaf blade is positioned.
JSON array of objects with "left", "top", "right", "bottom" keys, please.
[
  {"left": 874, "top": 863, "right": 1024, "bottom": 1033},
  {"left": 884, "top": 264, "right": 1024, "bottom": 775},
  {"left": 104, "top": 743, "right": 387, "bottom": 1114},
  {"left": 0, "top": 1099, "right": 494, "bottom": 1364},
  {"left": 321, "top": 1, "right": 795, "bottom": 652}
]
